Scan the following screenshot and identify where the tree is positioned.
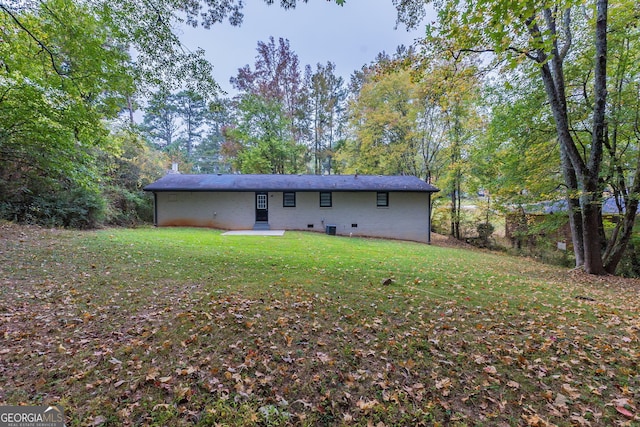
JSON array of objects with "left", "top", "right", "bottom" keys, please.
[
  {"left": 304, "top": 62, "right": 347, "bottom": 174},
  {"left": 226, "top": 94, "right": 304, "bottom": 174},
  {"left": 0, "top": 0, "right": 134, "bottom": 223},
  {"left": 596, "top": 1, "right": 640, "bottom": 271},
  {"left": 100, "top": 127, "right": 168, "bottom": 225},
  {"left": 231, "top": 37, "right": 307, "bottom": 146},
  {"left": 441, "top": 83, "right": 471, "bottom": 240},
  {"left": 0, "top": 0, "right": 345, "bottom": 227},
  {"left": 174, "top": 90, "right": 208, "bottom": 157},
  {"left": 193, "top": 98, "right": 235, "bottom": 173},
  {"left": 472, "top": 75, "right": 561, "bottom": 208},
  {"left": 140, "top": 89, "right": 181, "bottom": 150},
  {"left": 418, "top": 59, "right": 482, "bottom": 239},
  {"left": 406, "top": 0, "right": 637, "bottom": 274},
  {"left": 341, "top": 68, "right": 420, "bottom": 175}
]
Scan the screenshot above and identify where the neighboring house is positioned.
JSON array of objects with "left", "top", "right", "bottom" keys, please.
[
  {"left": 144, "top": 174, "right": 439, "bottom": 243},
  {"left": 505, "top": 196, "right": 640, "bottom": 250}
]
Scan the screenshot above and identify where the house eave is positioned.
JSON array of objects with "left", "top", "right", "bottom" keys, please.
[{"left": 143, "top": 174, "right": 440, "bottom": 194}]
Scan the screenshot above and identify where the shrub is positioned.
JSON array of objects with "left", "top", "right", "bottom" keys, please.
[
  {"left": 103, "top": 186, "right": 154, "bottom": 226},
  {"left": 477, "top": 222, "right": 494, "bottom": 239},
  {"left": 28, "top": 187, "right": 105, "bottom": 229},
  {"left": 615, "top": 239, "right": 640, "bottom": 278}
]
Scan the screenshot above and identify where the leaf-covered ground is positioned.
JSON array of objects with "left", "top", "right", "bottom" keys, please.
[{"left": 0, "top": 224, "right": 638, "bottom": 426}]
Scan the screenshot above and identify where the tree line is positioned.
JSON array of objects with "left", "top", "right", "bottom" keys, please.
[
  {"left": 2, "top": 0, "right": 639, "bottom": 276},
  {"left": 140, "top": 37, "right": 347, "bottom": 176}
]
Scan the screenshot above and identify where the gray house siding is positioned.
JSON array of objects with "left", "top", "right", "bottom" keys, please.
[
  {"left": 269, "top": 191, "right": 430, "bottom": 242},
  {"left": 156, "top": 192, "right": 254, "bottom": 229},
  {"left": 146, "top": 174, "right": 438, "bottom": 243},
  {"left": 155, "top": 190, "right": 431, "bottom": 243}
]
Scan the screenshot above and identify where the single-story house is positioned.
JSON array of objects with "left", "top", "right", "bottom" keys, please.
[{"left": 143, "top": 174, "right": 439, "bottom": 243}]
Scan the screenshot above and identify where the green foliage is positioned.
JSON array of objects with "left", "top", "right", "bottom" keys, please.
[
  {"left": 2, "top": 186, "right": 107, "bottom": 229},
  {"left": 615, "top": 239, "right": 640, "bottom": 278},
  {"left": 411, "top": 0, "right": 640, "bottom": 273},
  {"left": 174, "top": 90, "right": 208, "bottom": 157},
  {"left": 97, "top": 0, "right": 219, "bottom": 96},
  {"left": 100, "top": 128, "right": 167, "bottom": 226},
  {"left": 140, "top": 89, "right": 181, "bottom": 150},
  {"left": 0, "top": 0, "right": 228, "bottom": 229},
  {"left": 476, "top": 222, "right": 494, "bottom": 240},
  {"left": 141, "top": 89, "right": 210, "bottom": 162},
  {"left": 102, "top": 186, "right": 153, "bottom": 226},
  {"left": 305, "top": 61, "right": 347, "bottom": 174},
  {"left": 190, "top": 97, "right": 236, "bottom": 173},
  {"left": 1, "top": 0, "right": 134, "bottom": 227},
  {"left": 228, "top": 94, "right": 305, "bottom": 174},
  {"left": 339, "top": 68, "right": 422, "bottom": 175},
  {"left": 0, "top": 0, "right": 132, "bottom": 191},
  {"left": 226, "top": 37, "right": 313, "bottom": 173},
  {"left": 471, "top": 78, "right": 561, "bottom": 208}
]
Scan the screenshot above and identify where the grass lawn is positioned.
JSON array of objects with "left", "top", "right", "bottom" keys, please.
[{"left": 0, "top": 224, "right": 638, "bottom": 426}]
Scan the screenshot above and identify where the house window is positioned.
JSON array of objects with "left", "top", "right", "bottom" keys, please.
[
  {"left": 320, "top": 192, "right": 332, "bottom": 207},
  {"left": 377, "top": 192, "right": 389, "bottom": 207},
  {"left": 283, "top": 192, "right": 296, "bottom": 207},
  {"left": 257, "top": 193, "right": 267, "bottom": 210}
]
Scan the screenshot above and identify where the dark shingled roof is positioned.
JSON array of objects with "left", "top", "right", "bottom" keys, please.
[{"left": 144, "top": 174, "right": 439, "bottom": 193}]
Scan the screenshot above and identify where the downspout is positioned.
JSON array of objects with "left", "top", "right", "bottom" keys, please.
[
  {"left": 427, "top": 192, "right": 432, "bottom": 244},
  {"left": 153, "top": 192, "right": 158, "bottom": 227}
]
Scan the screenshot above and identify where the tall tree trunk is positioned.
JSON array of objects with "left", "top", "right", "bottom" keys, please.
[
  {"left": 126, "top": 95, "right": 135, "bottom": 125},
  {"left": 560, "top": 143, "right": 585, "bottom": 266},
  {"left": 533, "top": 2, "right": 608, "bottom": 274},
  {"left": 581, "top": 194, "right": 604, "bottom": 274},
  {"left": 600, "top": 31, "right": 637, "bottom": 274},
  {"left": 603, "top": 151, "right": 640, "bottom": 273},
  {"left": 581, "top": 0, "right": 608, "bottom": 275},
  {"left": 604, "top": 199, "right": 640, "bottom": 274},
  {"left": 538, "top": 60, "right": 588, "bottom": 268},
  {"left": 450, "top": 178, "right": 461, "bottom": 239}
]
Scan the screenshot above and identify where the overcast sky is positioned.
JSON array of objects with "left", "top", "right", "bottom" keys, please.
[{"left": 177, "top": 1, "right": 431, "bottom": 96}]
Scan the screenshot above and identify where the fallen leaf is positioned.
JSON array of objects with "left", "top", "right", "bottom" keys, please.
[
  {"left": 152, "top": 403, "right": 171, "bottom": 411},
  {"left": 521, "top": 412, "right": 556, "bottom": 427},
  {"left": 483, "top": 365, "right": 498, "bottom": 375},
  {"left": 435, "top": 377, "right": 451, "bottom": 389},
  {"left": 615, "top": 406, "right": 635, "bottom": 419},
  {"left": 146, "top": 367, "right": 160, "bottom": 381},
  {"left": 570, "top": 414, "right": 591, "bottom": 426},
  {"left": 561, "top": 383, "right": 580, "bottom": 400},
  {"left": 316, "top": 352, "right": 331, "bottom": 363},
  {"left": 356, "top": 399, "right": 379, "bottom": 411},
  {"left": 435, "top": 377, "right": 451, "bottom": 396},
  {"left": 553, "top": 393, "right": 568, "bottom": 409}
]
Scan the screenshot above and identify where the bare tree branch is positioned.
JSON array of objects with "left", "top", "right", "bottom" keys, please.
[{"left": 559, "top": 9, "right": 572, "bottom": 61}]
